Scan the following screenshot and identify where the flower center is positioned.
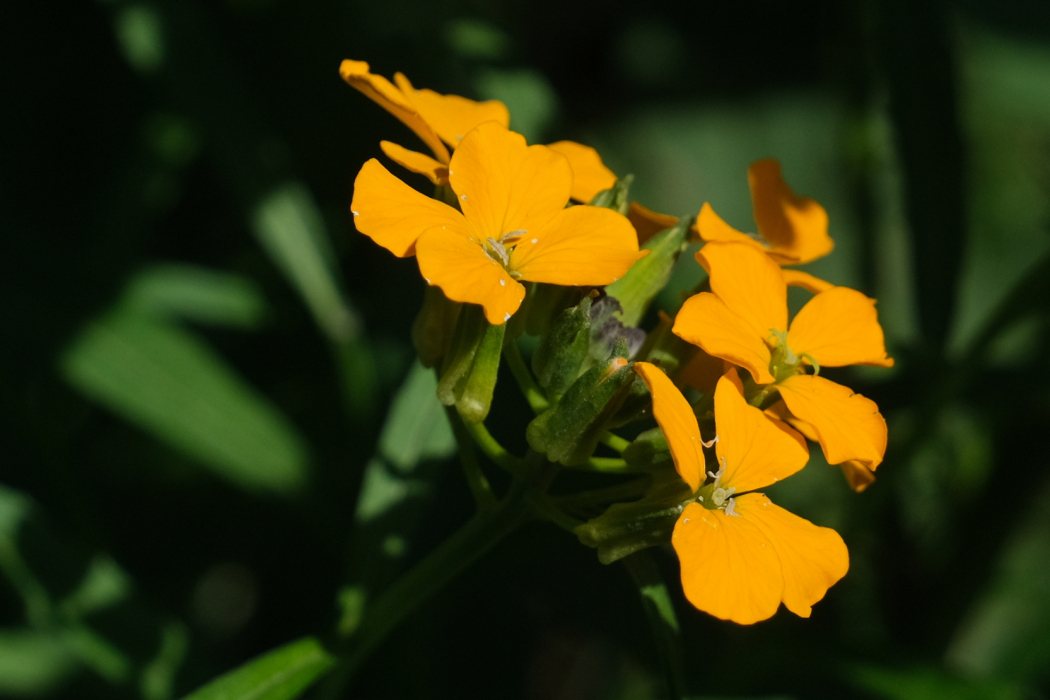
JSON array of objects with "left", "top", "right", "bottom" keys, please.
[
  {"left": 482, "top": 229, "right": 527, "bottom": 276},
  {"left": 694, "top": 455, "right": 737, "bottom": 514},
  {"left": 766, "top": 329, "right": 819, "bottom": 383}
]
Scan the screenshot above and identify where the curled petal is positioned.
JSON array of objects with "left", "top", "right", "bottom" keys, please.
[
  {"left": 674, "top": 293, "right": 774, "bottom": 385},
  {"left": 788, "top": 287, "right": 894, "bottom": 368},
  {"left": 380, "top": 141, "right": 449, "bottom": 185},
  {"left": 781, "top": 269, "right": 834, "bottom": 294},
  {"left": 628, "top": 202, "right": 681, "bottom": 246},
  {"left": 696, "top": 203, "right": 766, "bottom": 251},
  {"left": 393, "top": 72, "right": 510, "bottom": 149},
  {"left": 546, "top": 140, "right": 617, "bottom": 204},
  {"left": 734, "top": 494, "right": 849, "bottom": 618},
  {"left": 339, "top": 60, "right": 449, "bottom": 162},
  {"left": 777, "top": 374, "right": 887, "bottom": 471},
  {"left": 351, "top": 158, "right": 464, "bottom": 257},
  {"left": 677, "top": 346, "right": 727, "bottom": 395},
  {"left": 449, "top": 122, "right": 571, "bottom": 241},
  {"left": 634, "top": 362, "right": 706, "bottom": 491},
  {"left": 510, "top": 205, "right": 646, "bottom": 287},
  {"left": 748, "top": 159, "right": 833, "bottom": 265},
  {"left": 840, "top": 460, "right": 876, "bottom": 492},
  {"left": 416, "top": 226, "right": 525, "bottom": 325},
  {"left": 696, "top": 242, "right": 788, "bottom": 341},
  {"left": 714, "top": 369, "right": 809, "bottom": 494},
  {"left": 673, "top": 502, "right": 783, "bottom": 625}
]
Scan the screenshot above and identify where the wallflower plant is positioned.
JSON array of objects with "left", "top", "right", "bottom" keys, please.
[{"left": 247, "top": 57, "right": 900, "bottom": 700}]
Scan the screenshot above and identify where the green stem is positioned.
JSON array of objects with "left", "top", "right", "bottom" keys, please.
[
  {"left": 503, "top": 341, "right": 550, "bottom": 414},
  {"left": 599, "top": 431, "right": 631, "bottom": 454},
  {"left": 446, "top": 408, "right": 498, "bottom": 511},
  {"left": 622, "top": 551, "right": 687, "bottom": 699},
  {"left": 328, "top": 481, "right": 533, "bottom": 690},
  {"left": 552, "top": 479, "right": 651, "bottom": 513},
  {"left": 461, "top": 420, "right": 524, "bottom": 478},
  {"left": 527, "top": 492, "right": 582, "bottom": 533}
]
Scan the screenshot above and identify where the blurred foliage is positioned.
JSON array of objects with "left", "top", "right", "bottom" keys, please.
[{"left": 3, "top": 0, "right": 1050, "bottom": 699}]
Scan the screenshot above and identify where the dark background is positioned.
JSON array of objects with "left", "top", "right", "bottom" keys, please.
[{"left": 3, "top": 0, "right": 1050, "bottom": 698}]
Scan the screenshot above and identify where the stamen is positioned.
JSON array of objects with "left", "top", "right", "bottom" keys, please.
[
  {"left": 724, "top": 498, "right": 740, "bottom": 517},
  {"left": 701, "top": 435, "right": 718, "bottom": 449},
  {"left": 485, "top": 237, "right": 510, "bottom": 266}
]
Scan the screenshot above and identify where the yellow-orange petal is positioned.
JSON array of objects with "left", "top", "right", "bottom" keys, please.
[
  {"left": 415, "top": 226, "right": 525, "bottom": 325},
  {"left": 696, "top": 203, "right": 766, "bottom": 251},
  {"left": 672, "top": 501, "right": 783, "bottom": 624},
  {"left": 714, "top": 369, "right": 809, "bottom": 494},
  {"left": 781, "top": 269, "right": 834, "bottom": 294},
  {"left": 748, "top": 159, "right": 833, "bottom": 265},
  {"left": 735, "top": 494, "right": 848, "bottom": 618},
  {"left": 351, "top": 158, "right": 465, "bottom": 258},
  {"left": 634, "top": 362, "right": 706, "bottom": 491},
  {"left": 448, "top": 122, "right": 571, "bottom": 242},
  {"left": 840, "top": 461, "right": 876, "bottom": 492},
  {"left": 674, "top": 293, "right": 775, "bottom": 385},
  {"left": 787, "top": 287, "right": 894, "bottom": 368},
  {"left": 777, "top": 374, "right": 887, "bottom": 471},
  {"left": 380, "top": 141, "right": 449, "bottom": 185},
  {"left": 393, "top": 72, "right": 510, "bottom": 149},
  {"left": 545, "top": 140, "right": 617, "bottom": 204},
  {"left": 628, "top": 202, "right": 681, "bottom": 246},
  {"left": 339, "top": 60, "right": 449, "bottom": 163},
  {"left": 764, "top": 400, "right": 819, "bottom": 442},
  {"left": 510, "top": 205, "right": 646, "bottom": 286},
  {"left": 696, "top": 242, "right": 788, "bottom": 342}
]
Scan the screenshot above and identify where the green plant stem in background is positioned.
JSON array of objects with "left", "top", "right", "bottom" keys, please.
[
  {"left": 460, "top": 419, "right": 524, "bottom": 477},
  {"left": 622, "top": 552, "right": 687, "bottom": 700},
  {"left": 599, "top": 431, "right": 631, "bottom": 454},
  {"left": 503, "top": 341, "right": 550, "bottom": 414},
  {"left": 324, "top": 480, "right": 534, "bottom": 695},
  {"left": 446, "top": 407, "right": 498, "bottom": 511}
]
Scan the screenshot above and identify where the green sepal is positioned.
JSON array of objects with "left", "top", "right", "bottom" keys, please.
[
  {"left": 575, "top": 471, "right": 692, "bottom": 564},
  {"left": 588, "top": 175, "right": 633, "bottom": 215},
  {"left": 436, "top": 305, "right": 506, "bottom": 423},
  {"left": 412, "top": 285, "right": 463, "bottom": 368},
  {"left": 623, "top": 427, "right": 670, "bottom": 470},
  {"left": 526, "top": 345, "right": 635, "bottom": 466},
  {"left": 531, "top": 296, "right": 592, "bottom": 396},
  {"left": 604, "top": 215, "right": 693, "bottom": 327},
  {"left": 525, "top": 284, "right": 588, "bottom": 337}
]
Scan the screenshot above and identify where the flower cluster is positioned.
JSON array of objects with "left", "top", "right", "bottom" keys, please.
[{"left": 343, "top": 60, "right": 893, "bottom": 625}]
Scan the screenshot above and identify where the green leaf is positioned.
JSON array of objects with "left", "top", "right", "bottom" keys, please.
[
  {"left": 121, "top": 264, "right": 267, "bottom": 328},
  {"left": 180, "top": 637, "right": 334, "bottom": 700},
  {"left": 604, "top": 215, "right": 692, "bottom": 327},
  {"left": 0, "top": 629, "right": 78, "bottom": 696},
  {"left": 848, "top": 664, "right": 1024, "bottom": 700},
  {"left": 252, "top": 183, "right": 359, "bottom": 344},
  {"left": 62, "top": 313, "right": 308, "bottom": 495}
]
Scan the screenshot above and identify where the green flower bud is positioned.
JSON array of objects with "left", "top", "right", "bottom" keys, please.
[
  {"left": 526, "top": 343, "right": 635, "bottom": 465},
  {"left": 574, "top": 472, "right": 692, "bottom": 564},
  {"left": 588, "top": 175, "right": 633, "bottom": 215},
  {"left": 604, "top": 215, "right": 693, "bottom": 327},
  {"left": 412, "top": 285, "right": 463, "bottom": 368},
  {"left": 532, "top": 296, "right": 592, "bottom": 396},
  {"left": 436, "top": 305, "right": 506, "bottom": 423},
  {"left": 622, "top": 427, "right": 670, "bottom": 470},
  {"left": 525, "top": 284, "right": 589, "bottom": 338}
]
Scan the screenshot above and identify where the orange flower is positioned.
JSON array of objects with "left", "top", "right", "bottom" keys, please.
[
  {"left": 635, "top": 363, "right": 848, "bottom": 624},
  {"left": 697, "top": 159, "right": 834, "bottom": 265},
  {"left": 341, "top": 60, "right": 617, "bottom": 203},
  {"left": 673, "top": 241, "right": 892, "bottom": 479},
  {"left": 351, "top": 121, "right": 647, "bottom": 325}
]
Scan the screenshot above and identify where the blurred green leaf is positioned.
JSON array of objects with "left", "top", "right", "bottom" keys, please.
[
  {"left": 62, "top": 312, "right": 309, "bottom": 495},
  {"left": 252, "top": 182, "right": 359, "bottom": 344},
  {"left": 61, "top": 624, "right": 130, "bottom": 682},
  {"left": 945, "top": 481, "right": 1050, "bottom": 684},
  {"left": 0, "top": 629, "right": 78, "bottom": 696},
  {"left": 377, "top": 361, "right": 456, "bottom": 471},
  {"left": 445, "top": 18, "right": 510, "bottom": 60},
  {"left": 475, "top": 69, "right": 558, "bottom": 143},
  {"left": 180, "top": 637, "right": 334, "bottom": 700},
  {"left": 849, "top": 664, "right": 1024, "bottom": 700},
  {"left": 121, "top": 264, "right": 267, "bottom": 328},
  {"left": 0, "top": 484, "right": 31, "bottom": 539},
  {"left": 59, "top": 554, "right": 133, "bottom": 619},
  {"left": 141, "top": 622, "right": 189, "bottom": 700}
]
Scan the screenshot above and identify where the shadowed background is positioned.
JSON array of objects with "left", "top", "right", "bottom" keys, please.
[{"left": 3, "top": 0, "right": 1050, "bottom": 698}]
